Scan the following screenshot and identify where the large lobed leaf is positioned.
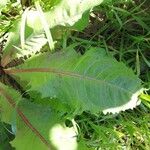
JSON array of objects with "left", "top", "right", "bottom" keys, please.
[{"left": 6, "top": 48, "right": 142, "bottom": 114}]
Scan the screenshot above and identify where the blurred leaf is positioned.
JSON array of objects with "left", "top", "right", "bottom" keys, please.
[{"left": 0, "top": 0, "right": 9, "bottom": 14}]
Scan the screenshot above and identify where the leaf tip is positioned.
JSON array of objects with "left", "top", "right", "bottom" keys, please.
[{"left": 103, "top": 88, "right": 144, "bottom": 115}]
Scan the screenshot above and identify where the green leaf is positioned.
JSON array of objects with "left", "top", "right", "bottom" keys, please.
[
  {"left": 1, "top": 20, "right": 37, "bottom": 67},
  {"left": 27, "top": 0, "right": 104, "bottom": 29},
  {"left": 0, "top": 83, "right": 77, "bottom": 150},
  {"left": 6, "top": 48, "right": 142, "bottom": 114},
  {"left": 72, "top": 11, "right": 90, "bottom": 31},
  {"left": 10, "top": 100, "right": 77, "bottom": 150},
  {"left": 0, "top": 0, "right": 9, "bottom": 14},
  {"left": 2, "top": 0, "right": 104, "bottom": 67},
  {"left": 35, "top": 1, "right": 54, "bottom": 50},
  {"left": 2, "top": 24, "right": 47, "bottom": 67},
  {"left": 10, "top": 101, "right": 56, "bottom": 150},
  {"left": 0, "top": 83, "right": 21, "bottom": 124}
]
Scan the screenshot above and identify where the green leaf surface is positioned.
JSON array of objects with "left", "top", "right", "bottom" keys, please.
[
  {"left": 0, "top": 83, "right": 21, "bottom": 124},
  {"left": 27, "top": 0, "right": 104, "bottom": 29},
  {"left": 72, "top": 11, "right": 90, "bottom": 31},
  {"left": 0, "top": 82, "right": 77, "bottom": 150},
  {"left": 11, "top": 100, "right": 77, "bottom": 150},
  {"left": 10, "top": 101, "right": 56, "bottom": 150},
  {"left": 7, "top": 48, "right": 142, "bottom": 114}
]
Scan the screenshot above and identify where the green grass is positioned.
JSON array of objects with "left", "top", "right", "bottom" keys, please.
[{"left": 75, "top": 106, "right": 150, "bottom": 150}]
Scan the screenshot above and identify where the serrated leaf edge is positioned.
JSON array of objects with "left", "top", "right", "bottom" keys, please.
[{"left": 103, "top": 88, "right": 144, "bottom": 114}]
